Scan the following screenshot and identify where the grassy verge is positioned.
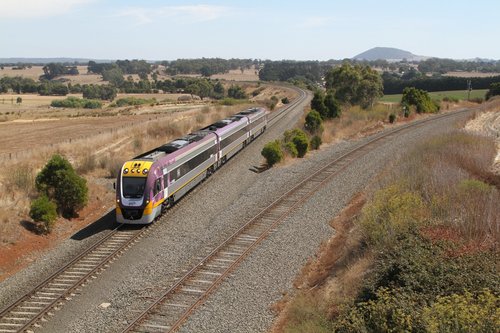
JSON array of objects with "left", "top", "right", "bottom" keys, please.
[
  {"left": 380, "top": 89, "right": 488, "bottom": 103},
  {"left": 274, "top": 130, "right": 499, "bottom": 333},
  {"left": 321, "top": 104, "right": 395, "bottom": 143}
]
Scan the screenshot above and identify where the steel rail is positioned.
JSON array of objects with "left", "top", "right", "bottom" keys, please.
[
  {"left": 0, "top": 86, "right": 309, "bottom": 333},
  {"left": 123, "top": 107, "right": 471, "bottom": 333},
  {"left": 0, "top": 225, "right": 151, "bottom": 333}
]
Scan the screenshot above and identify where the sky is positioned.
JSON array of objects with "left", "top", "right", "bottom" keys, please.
[{"left": 0, "top": 0, "right": 499, "bottom": 61}]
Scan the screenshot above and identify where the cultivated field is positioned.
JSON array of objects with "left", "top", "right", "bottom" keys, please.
[
  {"left": 0, "top": 65, "right": 260, "bottom": 84},
  {"left": 380, "top": 89, "right": 488, "bottom": 103}
]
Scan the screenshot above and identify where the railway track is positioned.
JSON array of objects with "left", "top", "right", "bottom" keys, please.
[
  {"left": 0, "top": 225, "right": 148, "bottom": 333},
  {"left": 122, "top": 109, "right": 471, "bottom": 333},
  {"left": 0, "top": 86, "right": 308, "bottom": 333}
]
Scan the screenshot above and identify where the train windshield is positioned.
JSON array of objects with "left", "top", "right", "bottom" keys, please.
[{"left": 122, "top": 177, "right": 147, "bottom": 198}]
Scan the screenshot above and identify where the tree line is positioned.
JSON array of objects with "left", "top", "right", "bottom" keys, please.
[
  {"left": 417, "top": 57, "right": 500, "bottom": 74},
  {"left": 382, "top": 73, "right": 500, "bottom": 94},
  {"left": 161, "top": 58, "right": 257, "bottom": 76}
]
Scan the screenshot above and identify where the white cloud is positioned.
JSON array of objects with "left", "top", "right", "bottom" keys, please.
[
  {"left": 116, "top": 5, "right": 231, "bottom": 26},
  {"left": 300, "top": 16, "right": 331, "bottom": 29},
  {"left": 0, "top": 0, "right": 95, "bottom": 18}
]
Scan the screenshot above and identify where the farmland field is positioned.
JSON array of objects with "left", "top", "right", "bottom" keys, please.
[{"left": 380, "top": 89, "right": 488, "bottom": 103}]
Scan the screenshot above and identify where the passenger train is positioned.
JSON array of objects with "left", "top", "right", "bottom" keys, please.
[{"left": 116, "top": 107, "right": 268, "bottom": 224}]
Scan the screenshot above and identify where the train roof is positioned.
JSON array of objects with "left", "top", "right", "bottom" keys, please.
[
  {"left": 136, "top": 130, "right": 214, "bottom": 161},
  {"left": 132, "top": 107, "right": 266, "bottom": 163}
]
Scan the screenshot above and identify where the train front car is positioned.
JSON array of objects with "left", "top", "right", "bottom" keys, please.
[{"left": 116, "top": 160, "right": 160, "bottom": 224}]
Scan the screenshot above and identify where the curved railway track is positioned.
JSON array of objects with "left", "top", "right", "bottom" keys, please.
[
  {"left": 122, "top": 109, "right": 471, "bottom": 333},
  {"left": 0, "top": 85, "right": 308, "bottom": 333}
]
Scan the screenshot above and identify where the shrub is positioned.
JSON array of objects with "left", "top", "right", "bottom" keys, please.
[
  {"left": 29, "top": 195, "right": 57, "bottom": 233},
  {"left": 83, "top": 99, "right": 103, "bottom": 109},
  {"left": 485, "top": 82, "right": 500, "bottom": 100},
  {"left": 305, "top": 110, "right": 323, "bottom": 135},
  {"left": 284, "top": 129, "right": 309, "bottom": 158},
  {"left": 53, "top": 169, "right": 88, "bottom": 217},
  {"left": 358, "top": 183, "right": 426, "bottom": 247},
  {"left": 261, "top": 140, "right": 283, "bottom": 167},
  {"left": 51, "top": 97, "right": 102, "bottom": 109},
  {"left": 310, "top": 135, "right": 322, "bottom": 150},
  {"left": 401, "top": 87, "right": 438, "bottom": 113},
  {"left": 227, "top": 85, "right": 247, "bottom": 99},
  {"left": 114, "top": 97, "right": 156, "bottom": 107},
  {"left": 36, "top": 154, "right": 88, "bottom": 218},
  {"left": 388, "top": 113, "right": 396, "bottom": 123},
  {"left": 285, "top": 141, "right": 298, "bottom": 157},
  {"left": 422, "top": 289, "right": 499, "bottom": 333},
  {"left": 292, "top": 130, "right": 309, "bottom": 158},
  {"left": 281, "top": 97, "right": 290, "bottom": 104}
]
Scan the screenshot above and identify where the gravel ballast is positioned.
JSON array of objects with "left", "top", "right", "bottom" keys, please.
[{"left": 0, "top": 101, "right": 470, "bottom": 332}]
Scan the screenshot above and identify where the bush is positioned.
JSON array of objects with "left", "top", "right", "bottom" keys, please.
[
  {"left": 54, "top": 170, "right": 88, "bottom": 217},
  {"left": 422, "top": 289, "right": 499, "bottom": 333},
  {"left": 388, "top": 113, "right": 396, "bottom": 123},
  {"left": 485, "top": 82, "right": 500, "bottom": 100},
  {"left": 401, "top": 87, "right": 438, "bottom": 113},
  {"left": 114, "top": 97, "right": 156, "bottom": 107},
  {"left": 304, "top": 110, "right": 323, "bottom": 135},
  {"left": 51, "top": 97, "right": 102, "bottom": 109},
  {"left": 310, "top": 135, "right": 322, "bottom": 150},
  {"left": 285, "top": 141, "right": 298, "bottom": 157},
  {"left": 292, "top": 130, "right": 309, "bottom": 158},
  {"left": 36, "top": 154, "right": 88, "bottom": 218},
  {"left": 227, "top": 85, "right": 247, "bottom": 99},
  {"left": 358, "top": 183, "right": 426, "bottom": 247},
  {"left": 29, "top": 195, "right": 57, "bottom": 233},
  {"left": 281, "top": 97, "right": 290, "bottom": 104},
  {"left": 261, "top": 140, "right": 283, "bottom": 167},
  {"left": 283, "top": 129, "right": 309, "bottom": 158}
]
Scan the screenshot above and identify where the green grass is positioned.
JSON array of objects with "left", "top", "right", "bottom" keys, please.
[{"left": 380, "top": 89, "right": 488, "bottom": 103}]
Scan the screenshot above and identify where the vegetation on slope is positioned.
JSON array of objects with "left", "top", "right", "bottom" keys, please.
[{"left": 276, "top": 130, "right": 499, "bottom": 333}]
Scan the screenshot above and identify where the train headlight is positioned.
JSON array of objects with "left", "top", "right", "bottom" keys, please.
[
  {"left": 123, "top": 168, "right": 129, "bottom": 174},
  {"left": 131, "top": 169, "right": 135, "bottom": 173},
  {"left": 143, "top": 168, "right": 148, "bottom": 175}
]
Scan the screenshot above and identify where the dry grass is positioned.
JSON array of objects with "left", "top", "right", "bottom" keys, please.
[
  {"left": 321, "top": 104, "right": 394, "bottom": 144},
  {"left": 271, "top": 193, "right": 371, "bottom": 333},
  {"left": 211, "top": 67, "right": 260, "bottom": 81}
]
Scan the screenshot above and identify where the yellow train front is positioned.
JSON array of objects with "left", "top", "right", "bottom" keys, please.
[{"left": 116, "top": 160, "right": 163, "bottom": 224}]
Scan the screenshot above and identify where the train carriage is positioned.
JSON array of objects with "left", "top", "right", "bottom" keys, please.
[{"left": 116, "top": 107, "right": 268, "bottom": 224}]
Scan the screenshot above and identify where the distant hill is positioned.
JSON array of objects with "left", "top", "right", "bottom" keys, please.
[{"left": 353, "top": 47, "right": 428, "bottom": 62}]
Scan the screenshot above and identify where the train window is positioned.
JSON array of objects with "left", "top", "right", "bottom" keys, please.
[
  {"left": 169, "top": 144, "right": 216, "bottom": 182},
  {"left": 221, "top": 126, "right": 247, "bottom": 149},
  {"left": 153, "top": 178, "right": 162, "bottom": 196},
  {"left": 122, "top": 177, "right": 146, "bottom": 199}
]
